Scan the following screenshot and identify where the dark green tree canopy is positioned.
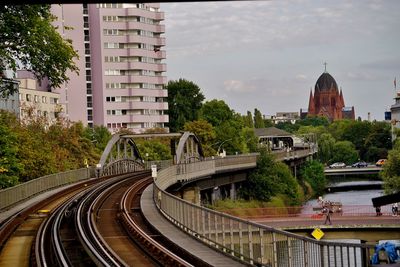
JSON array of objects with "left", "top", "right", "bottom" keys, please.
[
  {"left": 253, "top": 108, "right": 265, "bottom": 128},
  {"left": 199, "top": 99, "right": 233, "bottom": 127},
  {"left": 0, "top": 5, "right": 79, "bottom": 95},
  {"left": 166, "top": 78, "right": 205, "bottom": 132}
]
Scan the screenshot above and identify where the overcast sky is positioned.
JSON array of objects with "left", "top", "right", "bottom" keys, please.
[{"left": 160, "top": 0, "right": 400, "bottom": 121}]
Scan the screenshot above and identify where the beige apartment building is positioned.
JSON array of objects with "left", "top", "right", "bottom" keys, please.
[{"left": 18, "top": 78, "right": 64, "bottom": 123}]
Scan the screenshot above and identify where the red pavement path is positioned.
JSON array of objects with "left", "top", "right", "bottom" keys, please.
[{"left": 252, "top": 215, "right": 400, "bottom": 229}]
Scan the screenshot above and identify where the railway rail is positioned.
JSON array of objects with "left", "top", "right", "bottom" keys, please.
[
  {"left": 35, "top": 171, "right": 209, "bottom": 266},
  {"left": 0, "top": 177, "right": 103, "bottom": 266}
]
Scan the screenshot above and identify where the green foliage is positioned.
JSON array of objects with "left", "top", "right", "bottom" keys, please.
[
  {"left": 275, "top": 121, "right": 300, "bottom": 133},
  {"left": 254, "top": 108, "right": 264, "bottom": 128},
  {"left": 199, "top": 99, "right": 233, "bottom": 127},
  {"left": 317, "top": 133, "right": 336, "bottom": 164},
  {"left": 183, "top": 119, "right": 216, "bottom": 157},
  {"left": 243, "top": 111, "right": 254, "bottom": 128},
  {"left": 300, "top": 160, "right": 326, "bottom": 197},
  {"left": 136, "top": 140, "right": 172, "bottom": 161},
  {"left": 331, "top": 141, "right": 359, "bottom": 165},
  {"left": 239, "top": 150, "right": 301, "bottom": 205},
  {"left": 84, "top": 125, "right": 112, "bottom": 153},
  {"left": 380, "top": 142, "right": 400, "bottom": 194},
  {"left": 241, "top": 127, "right": 258, "bottom": 153},
  {"left": 0, "top": 121, "right": 22, "bottom": 188},
  {"left": 0, "top": 111, "right": 104, "bottom": 188},
  {"left": 298, "top": 116, "right": 329, "bottom": 127},
  {"left": 166, "top": 79, "right": 205, "bottom": 132},
  {"left": 0, "top": 5, "right": 78, "bottom": 96}
]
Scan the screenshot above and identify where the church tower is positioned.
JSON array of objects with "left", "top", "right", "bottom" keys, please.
[{"left": 305, "top": 66, "right": 355, "bottom": 121}]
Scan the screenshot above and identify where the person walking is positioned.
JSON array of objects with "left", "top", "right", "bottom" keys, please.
[
  {"left": 375, "top": 206, "right": 382, "bottom": 216},
  {"left": 392, "top": 203, "right": 398, "bottom": 216},
  {"left": 323, "top": 206, "right": 332, "bottom": 225}
]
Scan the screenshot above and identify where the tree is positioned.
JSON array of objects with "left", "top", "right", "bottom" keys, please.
[
  {"left": 136, "top": 140, "right": 172, "bottom": 161},
  {"left": 317, "top": 133, "right": 336, "bottom": 164},
  {"left": 331, "top": 141, "right": 359, "bottom": 165},
  {"left": 241, "top": 127, "right": 258, "bottom": 153},
  {"left": 298, "top": 116, "right": 329, "bottom": 127},
  {"left": 183, "top": 119, "right": 216, "bottom": 157},
  {"left": 166, "top": 79, "right": 205, "bottom": 132},
  {"left": 254, "top": 108, "right": 264, "bottom": 128},
  {"left": 240, "top": 149, "right": 301, "bottom": 205},
  {"left": 199, "top": 99, "right": 233, "bottom": 127},
  {"left": 0, "top": 121, "right": 22, "bottom": 188},
  {"left": 243, "top": 111, "right": 254, "bottom": 128},
  {"left": 0, "top": 5, "right": 79, "bottom": 95},
  {"left": 84, "top": 125, "right": 112, "bottom": 153},
  {"left": 300, "top": 160, "right": 326, "bottom": 197},
  {"left": 380, "top": 142, "right": 400, "bottom": 194}
]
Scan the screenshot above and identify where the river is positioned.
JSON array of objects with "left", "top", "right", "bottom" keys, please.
[{"left": 302, "top": 179, "right": 385, "bottom": 214}]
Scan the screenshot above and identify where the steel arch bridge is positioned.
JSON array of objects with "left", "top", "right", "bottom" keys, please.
[{"left": 98, "top": 132, "right": 205, "bottom": 176}]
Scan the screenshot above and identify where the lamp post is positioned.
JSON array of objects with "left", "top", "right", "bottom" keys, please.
[{"left": 217, "top": 138, "right": 233, "bottom": 156}]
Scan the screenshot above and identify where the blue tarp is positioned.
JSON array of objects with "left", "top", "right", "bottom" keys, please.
[{"left": 371, "top": 242, "right": 399, "bottom": 264}]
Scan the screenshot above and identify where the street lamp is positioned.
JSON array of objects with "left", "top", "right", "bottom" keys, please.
[{"left": 217, "top": 138, "right": 233, "bottom": 156}]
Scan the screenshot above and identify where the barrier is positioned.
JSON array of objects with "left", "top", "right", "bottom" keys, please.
[
  {"left": 153, "top": 156, "right": 375, "bottom": 267},
  {"left": 0, "top": 167, "right": 95, "bottom": 211}
]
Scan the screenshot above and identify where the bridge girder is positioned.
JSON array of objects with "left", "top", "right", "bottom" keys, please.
[{"left": 98, "top": 131, "right": 205, "bottom": 176}]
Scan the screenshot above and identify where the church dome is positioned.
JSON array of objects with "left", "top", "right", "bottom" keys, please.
[{"left": 315, "top": 72, "right": 338, "bottom": 92}]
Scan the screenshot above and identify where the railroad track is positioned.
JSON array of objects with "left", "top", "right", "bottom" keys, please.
[
  {"left": 36, "top": 171, "right": 208, "bottom": 266},
  {"left": 0, "top": 177, "right": 103, "bottom": 266}
]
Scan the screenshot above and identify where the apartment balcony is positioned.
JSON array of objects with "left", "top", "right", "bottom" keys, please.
[
  {"left": 105, "top": 114, "right": 169, "bottom": 123},
  {"left": 125, "top": 8, "right": 165, "bottom": 21},
  {"left": 106, "top": 88, "right": 168, "bottom": 97},
  {"left": 107, "top": 101, "right": 168, "bottom": 110}
]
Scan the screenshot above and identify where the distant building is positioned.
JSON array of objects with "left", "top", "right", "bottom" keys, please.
[
  {"left": 17, "top": 77, "right": 64, "bottom": 124},
  {"left": 0, "top": 78, "right": 20, "bottom": 116},
  {"left": 302, "top": 70, "right": 355, "bottom": 121},
  {"left": 271, "top": 112, "right": 299, "bottom": 124},
  {"left": 391, "top": 92, "right": 400, "bottom": 129}
]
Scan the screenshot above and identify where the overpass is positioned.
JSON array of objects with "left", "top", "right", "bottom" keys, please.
[{"left": 324, "top": 166, "right": 381, "bottom": 176}]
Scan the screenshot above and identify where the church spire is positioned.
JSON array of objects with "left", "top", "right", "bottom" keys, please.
[
  {"left": 340, "top": 87, "right": 345, "bottom": 106},
  {"left": 323, "top": 62, "right": 328, "bottom": 73},
  {"left": 308, "top": 88, "right": 315, "bottom": 114}
]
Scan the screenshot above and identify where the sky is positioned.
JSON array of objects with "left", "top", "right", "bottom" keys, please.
[{"left": 160, "top": 0, "right": 400, "bottom": 121}]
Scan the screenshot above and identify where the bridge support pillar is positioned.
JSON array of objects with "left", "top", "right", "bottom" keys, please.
[
  {"left": 230, "top": 183, "right": 236, "bottom": 200},
  {"left": 211, "top": 187, "right": 221, "bottom": 204},
  {"left": 183, "top": 187, "right": 201, "bottom": 205}
]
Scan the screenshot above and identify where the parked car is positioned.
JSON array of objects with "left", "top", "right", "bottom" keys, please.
[
  {"left": 376, "top": 159, "right": 387, "bottom": 167},
  {"left": 329, "top": 162, "right": 346, "bottom": 168},
  {"left": 352, "top": 161, "right": 368, "bottom": 168}
]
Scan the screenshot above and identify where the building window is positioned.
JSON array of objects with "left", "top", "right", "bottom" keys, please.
[
  {"left": 26, "top": 94, "right": 31, "bottom": 102},
  {"left": 42, "top": 96, "right": 47, "bottom": 103}
]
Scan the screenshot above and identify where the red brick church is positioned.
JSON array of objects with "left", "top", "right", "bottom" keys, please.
[{"left": 301, "top": 70, "right": 355, "bottom": 121}]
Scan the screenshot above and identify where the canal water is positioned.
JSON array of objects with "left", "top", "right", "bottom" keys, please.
[{"left": 302, "top": 178, "right": 385, "bottom": 214}]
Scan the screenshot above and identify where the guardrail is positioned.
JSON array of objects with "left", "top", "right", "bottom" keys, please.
[
  {"left": 0, "top": 167, "right": 95, "bottom": 211},
  {"left": 153, "top": 155, "right": 374, "bottom": 267}
]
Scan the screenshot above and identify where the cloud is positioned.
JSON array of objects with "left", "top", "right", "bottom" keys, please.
[
  {"left": 360, "top": 59, "right": 400, "bottom": 71},
  {"left": 223, "top": 80, "right": 257, "bottom": 93},
  {"left": 296, "top": 74, "right": 308, "bottom": 81}
]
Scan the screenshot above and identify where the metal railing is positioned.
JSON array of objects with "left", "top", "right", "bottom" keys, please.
[
  {"left": 153, "top": 156, "right": 375, "bottom": 267},
  {"left": 0, "top": 167, "right": 95, "bottom": 211}
]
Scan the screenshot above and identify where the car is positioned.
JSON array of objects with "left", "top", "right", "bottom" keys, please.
[
  {"left": 329, "top": 162, "right": 346, "bottom": 168},
  {"left": 376, "top": 159, "right": 387, "bottom": 167},
  {"left": 352, "top": 161, "right": 368, "bottom": 168}
]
